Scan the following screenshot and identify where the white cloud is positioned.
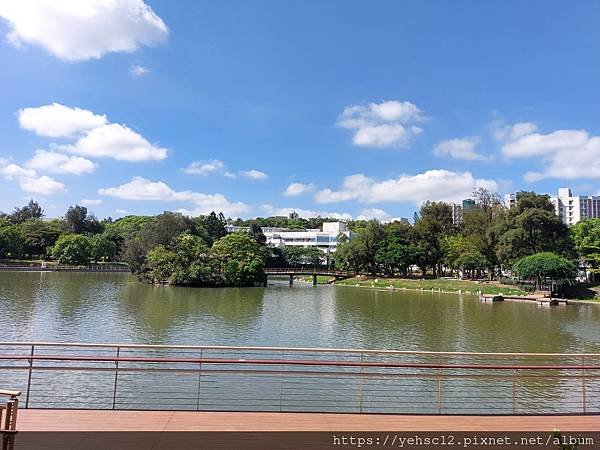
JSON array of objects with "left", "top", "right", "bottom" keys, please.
[
  {"left": 262, "top": 204, "right": 352, "bottom": 220},
  {"left": 0, "top": 162, "right": 36, "bottom": 179},
  {"left": 434, "top": 137, "right": 489, "bottom": 161},
  {"left": 357, "top": 208, "right": 390, "bottom": 221},
  {"left": 283, "top": 182, "right": 315, "bottom": 197},
  {"left": 60, "top": 123, "right": 168, "bottom": 162},
  {"left": 17, "top": 103, "right": 107, "bottom": 138},
  {"left": 80, "top": 198, "right": 102, "bottom": 206},
  {"left": 26, "top": 150, "right": 96, "bottom": 175},
  {"left": 98, "top": 177, "right": 249, "bottom": 217},
  {"left": 115, "top": 209, "right": 128, "bottom": 214},
  {"left": 493, "top": 121, "right": 538, "bottom": 142},
  {"left": 500, "top": 123, "right": 600, "bottom": 181},
  {"left": 223, "top": 172, "right": 237, "bottom": 179},
  {"left": 241, "top": 169, "right": 268, "bottom": 180},
  {"left": 337, "top": 100, "right": 424, "bottom": 148},
  {"left": 129, "top": 64, "right": 149, "bottom": 78},
  {"left": 315, "top": 170, "right": 498, "bottom": 205},
  {"left": 19, "top": 175, "right": 65, "bottom": 195},
  {"left": 18, "top": 103, "right": 168, "bottom": 163},
  {"left": 183, "top": 160, "right": 225, "bottom": 176},
  {"left": 0, "top": 0, "right": 168, "bottom": 62}
]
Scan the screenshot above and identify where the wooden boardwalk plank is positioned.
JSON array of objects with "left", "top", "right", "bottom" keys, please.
[{"left": 16, "top": 410, "right": 600, "bottom": 432}]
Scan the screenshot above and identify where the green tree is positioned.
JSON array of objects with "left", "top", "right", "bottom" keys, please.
[
  {"left": 211, "top": 233, "right": 265, "bottom": 286},
  {"left": 146, "top": 234, "right": 214, "bottom": 285},
  {"left": 123, "top": 212, "right": 197, "bottom": 273},
  {"left": 282, "top": 246, "right": 322, "bottom": 266},
  {"left": 91, "top": 234, "right": 118, "bottom": 262},
  {"left": 18, "top": 219, "right": 64, "bottom": 259},
  {"left": 0, "top": 225, "right": 25, "bottom": 258},
  {"left": 461, "top": 188, "right": 504, "bottom": 277},
  {"left": 10, "top": 200, "right": 44, "bottom": 224},
  {"left": 195, "top": 212, "right": 227, "bottom": 245},
  {"left": 249, "top": 221, "right": 267, "bottom": 245},
  {"left": 51, "top": 234, "right": 93, "bottom": 265},
  {"left": 513, "top": 252, "right": 578, "bottom": 288},
  {"left": 453, "top": 252, "right": 488, "bottom": 279},
  {"left": 375, "top": 221, "right": 420, "bottom": 276},
  {"left": 571, "top": 218, "right": 600, "bottom": 282},
  {"left": 494, "top": 192, "right": 574, "bottom": 266},
  {"left": 65, "top": 205, "right": 89, "bottom": 233},
  {"left": 414, "top": 202, "right": 454, "bottom": 276}
]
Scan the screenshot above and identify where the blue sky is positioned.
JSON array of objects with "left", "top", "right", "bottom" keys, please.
[{"left": 0, "top": 1, "right": 599, "bottom": 221}]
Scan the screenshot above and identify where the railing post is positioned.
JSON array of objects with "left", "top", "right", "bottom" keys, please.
[
  {"left": 437, "top": 368, "right": 442, "bottom": 414},
  {"left": 25, "top": 345, "right": 34, "bottom": 409},
  {"left": 512, "top": 369, "right": 516, "bottom": 414},
  {"left": 582, "top": 355, "right": 587, "bottom": 414},
  {"left": 358, "top": 352, "right": 365, "bottom": 414},
  {"left": 112, "top": 346, "right": 120, "bottom": 410},
  {"left": 279, "top": 351, "right": 285, "bottom": 412},
  {"left": 196, "top": 349, "right": 203, "bottom": 411}
]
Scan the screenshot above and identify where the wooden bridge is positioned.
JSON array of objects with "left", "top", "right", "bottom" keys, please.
[{"left": 264, "top": 267, "right": 355, "bottom": 285}]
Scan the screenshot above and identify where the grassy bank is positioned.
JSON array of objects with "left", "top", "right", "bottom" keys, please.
[{"left": 335, "top": 277, "right": 528, "bottom": 296}]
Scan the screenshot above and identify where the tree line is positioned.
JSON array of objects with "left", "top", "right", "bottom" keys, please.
[
  {"left": 1, "top": 189, "right": 599, "bottom": 286},
  {"left": 334, "top": 189, "right": 599, "bottom": 284}
]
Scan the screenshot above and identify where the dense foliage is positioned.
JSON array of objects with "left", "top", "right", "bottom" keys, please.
[
  {"left": 571, "top": 218, "right": 600, "bottom": 282},
  {"left": 0, "top": 189, "right": 593, "bottom": 287},
  {"left": 335, "top": 190, "right": 579, "bottom": 281},
  {"left": 513, "top": 252, "right": 578, "bottom": 287}
]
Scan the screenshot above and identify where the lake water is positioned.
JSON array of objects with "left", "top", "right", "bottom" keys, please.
[
  {"left": 1, "top": 272, "right": 599, "bottom": 414},
  {"left": 1, "top": 271, "right": 599, "bottom": 352}
]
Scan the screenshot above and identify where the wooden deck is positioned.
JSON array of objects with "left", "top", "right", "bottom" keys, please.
[{"left": 16, "top": 410, "right": 600, "bottom": 431}]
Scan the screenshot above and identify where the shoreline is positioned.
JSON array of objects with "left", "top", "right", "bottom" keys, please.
[{"left": 327, "top": 277, "right": 599, "bottom": 303}]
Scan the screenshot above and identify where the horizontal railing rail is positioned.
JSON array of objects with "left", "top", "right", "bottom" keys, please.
[
  {"left": 265, "top": 267, "right": 355, "bottom": 276},
  {"left": 1, "top": 342, "right": 599, "bottom": 415}
]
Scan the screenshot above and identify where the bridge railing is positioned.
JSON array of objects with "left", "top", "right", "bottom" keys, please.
[
  {"left": 0, "top": 342, "right": 599, "bottom": 415},
  {"left": 264, "top": 267, "right": 355, "bottom": 276}
]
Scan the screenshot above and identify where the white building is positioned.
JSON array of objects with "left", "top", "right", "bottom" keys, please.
[
  {"left": 503, "top": 193, "right": 517, "bottom": 209},
  {"left": 226, "top": 221, "right": 352, "bottom": 253},
  {"left": 550, "top": 188, "right": 600, "bottom": 226}
]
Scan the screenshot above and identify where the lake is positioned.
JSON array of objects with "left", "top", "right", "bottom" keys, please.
[
  {"left": 1, "top": 271, "right": 599, "bottom": 352},
  {"left": 1, "top": 271, "right": 599, "bottom": 414}
]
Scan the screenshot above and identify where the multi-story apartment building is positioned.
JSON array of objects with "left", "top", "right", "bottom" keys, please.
[
  {"left": 449, "top": 199, "right": 476, "bottom": 226},
  {"left": 503, "top": 193, "right": 517, "bottom": 209},
  {"left": 503, "top": 188, "right": 600, "bottom": 226},
  {"left": 550, "top": 188, "right": 600, "bottom": 226}
]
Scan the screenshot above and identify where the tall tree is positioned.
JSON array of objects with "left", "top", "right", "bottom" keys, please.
[
  {"left": 414, "top": 202, "right": 454, "bottom": 276},
  {"left": 571, "top": 218, "right": 600, "bottom": 282},
  {"left": 249, "top": 221, "right": 267, "bottom": 245},
  {"left": 195, "top": 212, "right": 227, "bottom": 245},
  {"left": 494, "top": 192, "right": 574, "bottom": 266},
  {"left": 65, "top": 205, "right": 88, "bottom": 233},
  {"left": 10, "top": 200, "right": 44, "bottom": 224}
]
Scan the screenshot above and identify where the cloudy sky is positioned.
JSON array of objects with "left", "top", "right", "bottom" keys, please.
[{"left": 1, "top": 1, "right": 599, "bottom": 221}]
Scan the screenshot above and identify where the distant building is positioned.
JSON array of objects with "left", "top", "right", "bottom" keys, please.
[
  {"left": 550, "top": 188, "right": 600, "bottom": 226},
  {"left": 449, "top": 199, "right": 475, "bottom": 225},
  {"left": 503, "top": 193, "right": 517, "bottom": 209},
  {"left": 503, "top": 188, "right": 600, "bottom": 226},
  {"left": 288, "top": 211, "right": 299, "bottom": 220},
  {"left": 450, "top": 203, "right": 463, "bottom": 226},
  {"left": 226, "top": 221, "right": 352, "bottom": 253}
]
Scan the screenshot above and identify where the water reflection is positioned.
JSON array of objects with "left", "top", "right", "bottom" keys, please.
[{"left": 1, "top": 272, "right": 600, "bottom": 354}]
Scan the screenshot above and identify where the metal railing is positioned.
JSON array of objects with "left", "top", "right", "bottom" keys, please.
[
  {"left": 0, "top": 342, "right": 599, "bottom": 415},
  {"left": 265, "top": 268, "right": 355, "bottom": 276}
]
